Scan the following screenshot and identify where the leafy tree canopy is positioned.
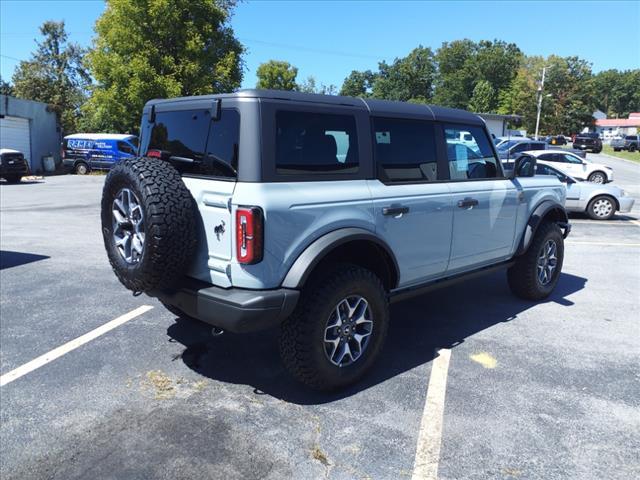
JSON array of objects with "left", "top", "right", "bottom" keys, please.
[
  {"left": 83, "top": 0, "right": 244, "bottom": 133},
  {"left": 11, "top": 21, "right": 90, "bottom": 133},
  {"left": 255, "top": 60, "right": 298, "bottom": 91}
]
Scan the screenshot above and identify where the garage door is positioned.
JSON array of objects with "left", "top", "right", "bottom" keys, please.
[{"left": 0, "top": 116, "right": 31, "bottom": 162}]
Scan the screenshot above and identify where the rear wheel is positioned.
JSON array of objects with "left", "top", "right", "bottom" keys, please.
[
  {"left": 75, "top": 162, "right": 89, "bottom": 175},
  {"left": 587, "top": 195, "right": 616, "bottom": 220},
  {"left": 280, "top": 264, "right": 389, "bottom": 391},
  {"left": 507, "top": 222, "right": 564, "bottom": 300},
  {"left": 613, "top": 148, "right": 621, "bottom": 152},
  {"left": 588, "top": 171, "right": 606, "bottom": 184}
]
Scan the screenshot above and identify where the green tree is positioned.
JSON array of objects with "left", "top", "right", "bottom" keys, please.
[
  {"left": 0, "top": 77, "right": 14, "bottom": 96},
  {"left": 83, "top": 0, "right": 244, "bottom": 133},
  {"left": 372, "top": 46, "right": 436, "bottom": 102},
  {"left": 299, "top": 75, "right": 337, "bottom": 95},
  {"left": 593, "top": 69, "right": 640, "bottom": 118},
  {"left": 499, "top": 55, "right": 596, "bottom": 134},
  {"left": 433, "top": 39, "right": 523, "bottom": 111},
  {"left": 468, "top": 80, "right": 496, "bottom": 113},
  {"left": 11, "top": 21, "right": 90, "bottom": 133},
  {"left": 432, "top": 39, "right": 477, "bottom": 109},
  {"left": 339, "top": 70, "right": 376, "bottom": 97},
  {"left": 256, "top": 60, "right": 298, "bottom": 91}
]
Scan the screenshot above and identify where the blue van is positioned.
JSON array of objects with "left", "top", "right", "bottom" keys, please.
[{"left": 62, "top": 134, "right": 138, "bottom": 174}]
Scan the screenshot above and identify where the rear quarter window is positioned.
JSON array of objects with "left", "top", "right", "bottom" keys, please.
[
  {"left": 275, "top": 111, "right": 359, "bottom": 175},
  {"left": 144, "top": 109, "right": 239, "bottom": 179}
]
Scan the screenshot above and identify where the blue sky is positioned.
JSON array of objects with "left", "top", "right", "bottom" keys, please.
[{"left": 1, "top": 0, "right": 639, "bottom": 89}]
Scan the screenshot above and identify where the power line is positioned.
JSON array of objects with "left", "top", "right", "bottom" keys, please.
[
  {"left": 1, "top": 54, "right": 23, "bottom": 62},
  {"left": 239, "top": 37, "right": 382, "bottom": 61}
]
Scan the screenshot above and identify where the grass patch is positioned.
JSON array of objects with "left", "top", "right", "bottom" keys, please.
[{"left": 602, "top": 145, "right": 640, "bottom": 163}]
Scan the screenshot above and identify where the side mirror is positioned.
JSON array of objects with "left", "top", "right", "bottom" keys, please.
[
  {"left": 564, "top": 176, "right": 576, "bottom": 184},
  {"left": 512, "top": 155, "right": 536, "bottom": 178},
  {"left": 211, "top": 98, "right": 222, "bottom": 121}
]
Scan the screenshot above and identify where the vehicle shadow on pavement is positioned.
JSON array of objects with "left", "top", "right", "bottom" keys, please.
[
  {"left": 0, "top": 250, "right": 50, "bottom": 270},
  {"left": 166, "top": 271, "right": 587, "bottom": 405}
]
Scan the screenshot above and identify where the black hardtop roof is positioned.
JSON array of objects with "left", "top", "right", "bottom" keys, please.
[{"left": 143, "top": 89, "right": 484, "bottom": 124}]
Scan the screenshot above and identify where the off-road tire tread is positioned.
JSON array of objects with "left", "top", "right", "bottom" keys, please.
[
  {"left": 280, "top": 264, "right": 389, "bottom": 391},
  {"left": 101, "top": 157, "right": 197, "bottom": 292},
  {"left": 508, "top": 221, "right": 563, "bottom": 300}
]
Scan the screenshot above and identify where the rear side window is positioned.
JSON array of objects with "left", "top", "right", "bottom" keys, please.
[
  {"left": 444, "top": 125, "right": 500, "bottom": 180},
  {"left": 373, "top": 117, "right": 438, "bottom": 182},
  {"left": 529, "top": 142, "right": 546, "bottom": 150},
  {"left": 147, "top": 109, "right": 210, "bottom": 160},
  {"left": 275, "top": 111, "right": 359, "bottom": 174},
  {"left": 145, "top": 109, "right": 239, "bottom": 179}
]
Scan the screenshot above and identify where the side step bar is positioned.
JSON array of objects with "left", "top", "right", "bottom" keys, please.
[{"left": 389, "top": 260, "right": 515, "bottom": 304}]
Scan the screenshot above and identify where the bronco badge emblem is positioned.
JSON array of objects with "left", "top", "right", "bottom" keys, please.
[{"left": 214, "top": 220, "right": 226, "bottom": 241}]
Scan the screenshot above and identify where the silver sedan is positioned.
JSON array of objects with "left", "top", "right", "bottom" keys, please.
[{"left": 535, "top": 163, "right": 634, "bottom": 220}]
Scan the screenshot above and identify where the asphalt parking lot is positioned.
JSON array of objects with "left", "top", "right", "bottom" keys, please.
[{"left": 1, "top": 154, "right": 639, "bottom": 480}]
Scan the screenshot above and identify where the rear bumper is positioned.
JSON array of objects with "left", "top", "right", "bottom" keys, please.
[{"left": 153, "top": 278, "right": 300, "bottom": 333}]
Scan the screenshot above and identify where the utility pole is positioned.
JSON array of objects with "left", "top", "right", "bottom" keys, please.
[{"left": 534, "top": 66, "right": 547, "bottom": 140}]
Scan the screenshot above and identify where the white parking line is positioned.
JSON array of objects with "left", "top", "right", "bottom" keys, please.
[
  {"left": 570, "top": 220, "right": 640, "bottom": 226},
  {"left": 566, "top": 241, "right": 640, "bottom": 247},
  {"left": 412, "top": 348, "right": 452, "bottom": 480},
  {"left": 0, "top": 305, "right": 153, "bottom": 387}
]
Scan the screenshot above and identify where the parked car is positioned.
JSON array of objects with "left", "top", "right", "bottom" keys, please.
[
  {"left": 0, "top": 148, "right": 30, "bottom": 183},
  {"left": 548, "top": 135, "right": 568, "bottom": 146},
  {"left": 496, "top": 139, "right": 547, "bottom": 160},
  {"left": 510, "top": 149, "right": 613, "bottom": 183},
  {"left": 100, "top": 90, "right": 570, "bottom": 391},
  {"left": 520, "top": 161, "right": 633, "bottom": 220},
  {"left": 611, "top": 134, "right": 639, "bottom": 152},
  {"left": 62, "top": 133, "right": 138, "bottom": 174},
  {"left": 572, "top": 132, "right": 602, "bottom": 153}
]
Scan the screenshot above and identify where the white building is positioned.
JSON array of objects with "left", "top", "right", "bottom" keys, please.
[{"left": 595, "top": 113, "right": 640, "bottom": 140}]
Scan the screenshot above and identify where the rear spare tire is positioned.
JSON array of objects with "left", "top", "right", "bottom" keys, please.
[{"left": 101, "top": 157, "right": 197, "bottom": 293}]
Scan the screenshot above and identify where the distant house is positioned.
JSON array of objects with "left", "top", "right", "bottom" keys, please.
[
  {"left": 595, "top": 112, "right": 640, "bottom": 140},
  {"left": 0, "top": 95, "right": 61, "bottom": 173},
  {"left": 477, "top": 113, "right": 523, "bottom": 139}
]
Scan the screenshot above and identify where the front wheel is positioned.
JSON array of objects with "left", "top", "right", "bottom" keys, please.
[
  {"left": 629, "top": 144, "right": 637, "bottom": 152},
  {"left": 588, "top": 171, "right": 606, "bottom": 184},
  {"left": 507, "top": 222, "right": 564, "bottom": 300},
  {"left": 587, "top": 195, "right": 616, "bottom": 220},
  {"left": 280, "top": 264, "right": 389, "bottom": 391},
  {"left": 3, "top": 175, "right": 22, "bottom": 184}
]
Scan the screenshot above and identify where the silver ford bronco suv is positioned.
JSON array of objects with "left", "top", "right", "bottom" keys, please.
[{"left": 101, "top": 90, "right": 570, "bottom": 390}]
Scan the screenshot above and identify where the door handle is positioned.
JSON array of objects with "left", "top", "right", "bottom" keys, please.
[
  {"left": 457, "top": 197, "right": 479, "bottom": 209},
  {"left": 382, "top": 205, "right": 409, "bottom": 216}
]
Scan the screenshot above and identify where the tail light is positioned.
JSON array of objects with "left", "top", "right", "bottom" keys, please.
[
  {"left": 236, "top": 207, "right": 263, "bottom": 264},
  {"left": 61, "top": 147, "right": 65, "bottom": 159},
  {"left": 147, "top": 149, "right": 162, "bottom": 158}
]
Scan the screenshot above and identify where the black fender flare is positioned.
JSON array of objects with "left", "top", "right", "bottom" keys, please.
[
  {"left": 281, "top": 228, "right": 400, "bottom": 289},
  {"left": 516, "top": 200, "right": 570, "bottom": 255}
]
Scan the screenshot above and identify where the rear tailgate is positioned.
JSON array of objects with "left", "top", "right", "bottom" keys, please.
[{"left": 183, "top": 178, "right": 236, "bottom": 288}]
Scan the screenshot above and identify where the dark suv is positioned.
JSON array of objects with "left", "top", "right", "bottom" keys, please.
[
  {"left": 0, "top": 149, "right": 29, "bottom": 183},
  {"left": 573, "top": 132, "right": 602, "bottom": 153}
]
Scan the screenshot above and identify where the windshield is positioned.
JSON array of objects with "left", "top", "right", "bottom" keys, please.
[{"left": 497, "top": 140, "right": 522, "bottom": 151}]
